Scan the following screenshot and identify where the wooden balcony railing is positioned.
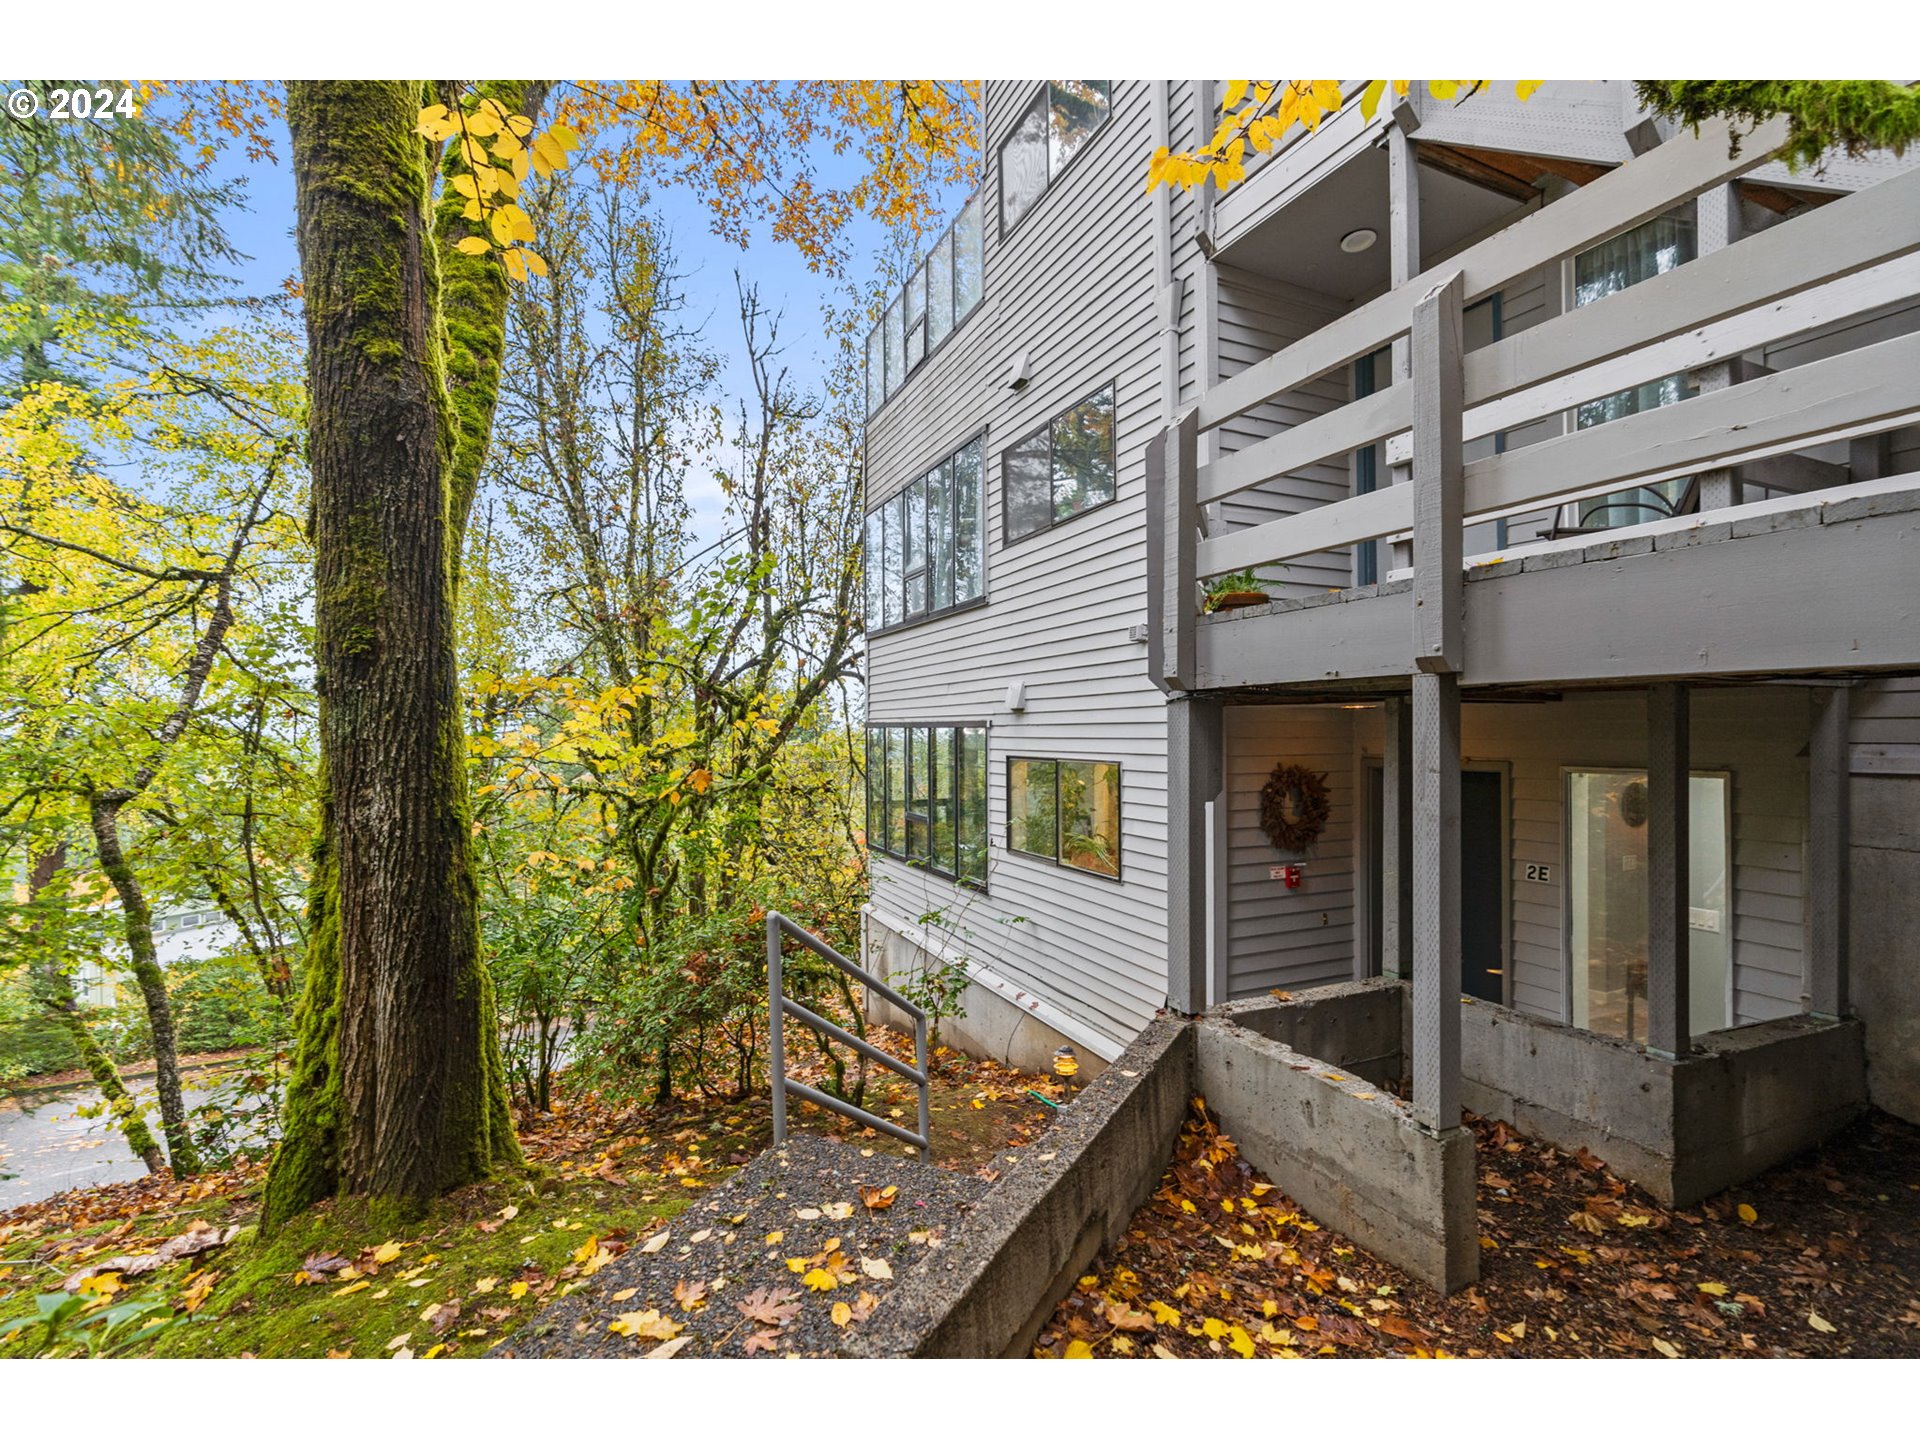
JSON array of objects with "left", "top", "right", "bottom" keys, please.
[{"left": 1147, "top": 114, "right": 1920, "bottom": 692}]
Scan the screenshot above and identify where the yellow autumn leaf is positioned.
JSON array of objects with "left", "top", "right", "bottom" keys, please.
[
  {"left": 1360, "top": 79, "right": 1389, "bottom": 121},
  {"left": 1697, "top": 1281, "right": 1728, "bottom": 1296},
  {"left": 373, "top": 1241, "right": 403, "bottom": 1265},
  {"left": 688, "top": 767, "right": 713, "bottom": 794},
  {"left": 464, "top": 107, "right": 500, "bottom": 137},
  {"left": 336, "top": 1280, "right": 370, "bottom": 1297},
  {"left": 1736, "top": 1203, "right": 1758, "bottom": 1223},
  {"left": 508, "top": 1281, "right": 529, "bottom": 1300},
  {"left": 1808, "top": 1311, "right": 1837, "bottom": 1334},
  {"left": 830, "top": 1301, "right": 852, "bottom": 1327},
  {"left": 1228, "top": 1325, "right": 1255, "bottom": 1358},
  {"left": 550, "top": 121, "right": 582, "bottom": 151},
  {"left": 802, "top": 1268, "right": 839, "bottom": 1292},
  {"left": 571, "top": 1236, "right": 600, "bottom": 1266},
  {"left": 531, "top": 133, "right": 568, "bottom": 175},
  {"left": 503, "top": 248, "right": 530, "bottom": 285},
  {"left": 764, "top": 1231, "right": 784, "bottom": 1245},
  {"left": 1515, "top": 81, "right": 1545, "bottom": 100},
  {"left": 609, "top": 1309, "right": 683, "bottom": 1341},
  {"left": 1148, "top": 1300, "right": 1181, "bottom": 1325},
  {"left": 1063, "top": 1340, "right": 1094, "bottom": 1358},
  {"left": 455, "top": 236, "right": 490, "bottom": 257}
]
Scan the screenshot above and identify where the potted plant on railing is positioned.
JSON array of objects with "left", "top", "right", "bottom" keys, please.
[{"left": 1203, "top": 570, "right": 1270, "bottom": 613}]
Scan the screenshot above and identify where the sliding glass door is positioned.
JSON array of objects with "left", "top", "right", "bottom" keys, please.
[{"left": 1567, "top": 769, "right": 1731, "bottom": 1043}]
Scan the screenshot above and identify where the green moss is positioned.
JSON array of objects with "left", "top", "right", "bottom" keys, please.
[{"left": 2, "top": 1170, "right": 710, "bottom": 1359}]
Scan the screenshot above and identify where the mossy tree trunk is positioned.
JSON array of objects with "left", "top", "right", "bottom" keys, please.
[
  {"left": 26, "top": 844, "right": 166, "bottom": 1172},
  {"left": 265, "top": 81, "right": 540, "bottom": 1225}
]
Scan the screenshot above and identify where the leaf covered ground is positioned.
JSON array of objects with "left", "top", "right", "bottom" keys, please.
[
  {"left": 1036, "top": 1099, "right": 1920, "bottom": 1359},
  {"left": 0, "top": 1032, "right": 1058, "bottom": 1358}
]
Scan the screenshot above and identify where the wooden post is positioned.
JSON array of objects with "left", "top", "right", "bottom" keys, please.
[
  {"left": 1412, "top": 272, "right": 1464, "bottom": 675},
  {"left": 1411, "top": 670, "right": 1461, "bottom": 1133},
  {"left": 1645, "top": 683, "right": 1691, "bottom": 1059},
  {"left": 1385, "top": 110, "right": 1421, "bottom": 573},
  {"left": 1808, "top": 686, "right": 1852, "bottom": 1018},
  {"left": 1160, "top": 411, "right": 1199, "bottom": 691},
  {"left": 1693, "top": 185, "right": 1742, "bottom": 513},
  {"left": 1408, "top": 263, "right": 1464, "bottom": 1135},
  {"left": 1381, "top": 695, "right": 1414, "bottom": 980},
  {"left": 1167, "top": 694, "right": 1224, "bottom": 1015}
]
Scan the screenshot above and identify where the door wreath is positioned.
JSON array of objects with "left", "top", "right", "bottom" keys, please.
[{"left": 1259, "top": 762, "right": 1331, "bottom": 852}]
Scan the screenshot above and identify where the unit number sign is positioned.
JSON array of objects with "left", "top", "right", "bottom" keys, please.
[{"left": 1524, "top": 863, "right": 1553, "bottom": 883}]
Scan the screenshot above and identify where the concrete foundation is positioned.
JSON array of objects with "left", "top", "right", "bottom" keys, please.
[
  {"left": 1851, "top": 773, "right": 1920, "bottom": 1123},
  {"left": 847, "top": 1018, "right": 1192, "bottom": 1358},
  {"left": 862, "top": 908, "right": 1110, "bottom": 1081},
  {"left": 1460, "top": 998, "right": 1867, "bottom": 1206},
  {"left": 1199, "top": 983, "right": 1479, "bottom": 1294}
]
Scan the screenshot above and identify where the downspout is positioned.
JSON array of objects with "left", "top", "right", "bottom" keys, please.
[{"left": 1151, "top": 79, "right": 1179, "bottom": 425}]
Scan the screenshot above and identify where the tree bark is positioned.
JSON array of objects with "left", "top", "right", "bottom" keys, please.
[
  {"left": 26, "top": 844, "right": 166, "bottom": 1173},
  {"left": 266, "top": 81, "right": 532, "bottom": 1223}
]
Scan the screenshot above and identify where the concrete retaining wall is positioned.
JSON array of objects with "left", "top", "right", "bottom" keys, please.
[
  {"left": 846, "top": 1018, "right": 1192, "bottom": 1357},
  {"left": 1197, "top": 986, "right": 1480, "bottom": 1294},
  {"left": 1460, "top": 998, "right": 1866, "bottom": 1205}
]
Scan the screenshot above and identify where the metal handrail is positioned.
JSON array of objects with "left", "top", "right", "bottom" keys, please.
[{"left": 767, "top": 912, "right": 930, "bottom": 1159}]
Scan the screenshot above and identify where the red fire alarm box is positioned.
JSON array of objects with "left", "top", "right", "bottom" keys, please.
[{"left": 1269, "top": 864, "right": 1304, "bottom": 889}]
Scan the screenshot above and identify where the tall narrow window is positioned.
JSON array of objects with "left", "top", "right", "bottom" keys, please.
[
  {"left": 904, "top": 267, "right": 927, "bottom": 372},
  {"left": 865, "top": 722, "right": 989, "bottom": 888},
  {"left": 926, "top": 232, "right": 954, "bottom": 349},
  {"left": 866, "top": 326, "right": 884, "bottom": 417},
  {"left": 954, "top": 197, "right": 983, "bottom": 314},
  {"left": 884, "top": 296, "right": 904, "bottom": 395},
  {"left": 1008, "top": 756, "right": 1122, "bottom": 878},
  {"left": 865, "top": 435, "right": 988, "bottom": 633},
  {"left": 1048, "top": 81, "right": 1112, "bottom": 174},
  {"left": 1004, "top": 385, "right": 1117, "bottom": 543},
  {"left": 999, "top": 100, "right": 1049, "bottom": 234},
  {"left": 863, "top": 194, "right": 987, "bottom": 415}
]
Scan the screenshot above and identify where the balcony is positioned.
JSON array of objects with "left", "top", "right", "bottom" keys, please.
[{"left": 1148, "top": 114, "right": 1920, "bottom": 696}]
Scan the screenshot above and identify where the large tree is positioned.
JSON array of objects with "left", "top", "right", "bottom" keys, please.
[{"left": 264, "top": 81, "right": 544, "bottom": 1221}]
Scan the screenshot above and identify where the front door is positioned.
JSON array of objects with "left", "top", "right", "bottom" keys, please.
[
  {"left": 1460, "top": 771, "right": 1506, "bottom": 1002},
  {"left": 1367, "top": 764, "right": 1507, "bottom": 1001}
]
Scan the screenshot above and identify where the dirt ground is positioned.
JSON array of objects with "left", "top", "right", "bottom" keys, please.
[{"left": 1036, "top": 1100, "right": 1920, "bottom": 1359}]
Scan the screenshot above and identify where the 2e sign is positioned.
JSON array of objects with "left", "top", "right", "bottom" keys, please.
[{"left": 1525, "top": 862, "right": 1553, "bottom": 884}]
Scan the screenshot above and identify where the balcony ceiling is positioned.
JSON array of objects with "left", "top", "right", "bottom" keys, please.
[{"left": 1218, "top": 144, "right": 1529, "bottom": 302}]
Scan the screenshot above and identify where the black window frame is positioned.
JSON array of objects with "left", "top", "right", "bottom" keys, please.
[
  {"left": 1004, "top": 754, "right": 1124, "bottom": 882},
  {"left": 865, "top": 721, "right": 990, "bottom": 891},
  {"left": 997, "top": 81, "right": 1114, "bottom": 240},
  {"left": 1000, "top": 382, "right": 1118, "bottom": 546},
  {"left": 866, "top": 429, "right": 989, "bottom": 638},
  {"left": 864, "top": 192, "right": 986, "bottom": 420}
]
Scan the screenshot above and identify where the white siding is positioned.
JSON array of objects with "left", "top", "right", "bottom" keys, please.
[{"left": 864, "top": 80, "right": 1172, "bottom": 1057}]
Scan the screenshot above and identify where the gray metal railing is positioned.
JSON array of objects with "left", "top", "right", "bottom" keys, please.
[{"left": 767, "top": 912, "right": 930, "bottom": 1158}]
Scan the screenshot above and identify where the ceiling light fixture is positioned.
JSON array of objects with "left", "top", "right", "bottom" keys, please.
[{"left": 1340, "top": 227, "right": 1378, "bottom": 254}]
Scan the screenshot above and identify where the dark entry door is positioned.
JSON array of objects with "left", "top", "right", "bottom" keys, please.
[
  {"left": 1460, "top": 770, "right": 1505, "bottom": 1002},
  {"left": 1367, "top": 764, "right": 1505, "bottom": 1001}
]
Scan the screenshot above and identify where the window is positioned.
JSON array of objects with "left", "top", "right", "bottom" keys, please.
[
  {"left": 998, "top": 82, "right": 1113, "bottom": 236},
  {"left": 1567, "top": 769, "right": 1731, "bottom": 1043},
  {"left": 864, "top": 193, "right": 986, "bottom": 416},
  {"left": 1003, "top": 385, "right": 1116, "bottom": 543},
  {"left": 1007, "top": 756, "right": 1122, "bottom": 878},
  {"left": 866, "top": 435, "right": 986, "bottom": 632},
  {"left": 1566, "top": 210, "right": 1698, "bottom": 530},
  {"left": 866, "top": 723, "right": 989, "bottom": 887}
]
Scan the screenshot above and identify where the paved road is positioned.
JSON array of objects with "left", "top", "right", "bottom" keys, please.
[{"left": 0, "top": 1070, "right": 250, "bottom": 1210}]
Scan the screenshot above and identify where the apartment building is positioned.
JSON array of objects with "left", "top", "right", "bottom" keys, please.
[{"left": 858, "top": 81, "right": 1920, "bottom": 1274}]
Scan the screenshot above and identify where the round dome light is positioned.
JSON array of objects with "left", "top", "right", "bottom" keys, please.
[{"left": 1340, "top": 227, "right": 1378, "bottom": 254}]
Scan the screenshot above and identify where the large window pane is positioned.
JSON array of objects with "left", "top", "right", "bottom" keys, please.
[
  {"left": 927, "top": 233, "right": 954, "bottom": 348},
  {"left": 865, "top": 729, "right": 881, "bottom": 849},
  {"left": 1052, "top": 386, "right": 1115, "bottom": 520},
  {"left": 930, "top": 727, "right": 955, "bottom": 875},
  {"left": 1568, "top": 769, "right": 1732, "bottom": 1043},
  {"left": 927, "top": 461, "right": 953, "bottom": 612},
  {"left": 1060, "top": 761, "right": 1121, "bottom": 877},
  {"left": 863, "top": 508, "right": 883, "bottom": 628},
  {"left": 1005, "top": 432, "right": 1052, "bottom": 542},
  {"left": 999, "top": 97, "right": 1049, "bottom": 234},
  {"left": 1009, "top": 759, "right": 1059, "bottom": 859},
  {"left": 866, "top": 325, "right": 883, "bottom": 416},
  {"left": 879, "top": 498, "right": 902, "bottom": 628},
  {"left": 885, "top": 727, "right": 907, "bottom": 855},
  {"left": 1048, "top": 81, "right": 1111, "bottom": 176},
  {"left": 884, "top": 296, "right": 904, "bottom": 395},
  {"left": 906, "top": 725, "right": 932, "bottom": 859},
  {"left": 958, "top": 727, "right": 988, "bottom": 885},
  {"left": 954, "top": 197, "right": 983, "bottom": 315},
  {"left": 951, "top": 439, "right": 983, "bottom": 602}
]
